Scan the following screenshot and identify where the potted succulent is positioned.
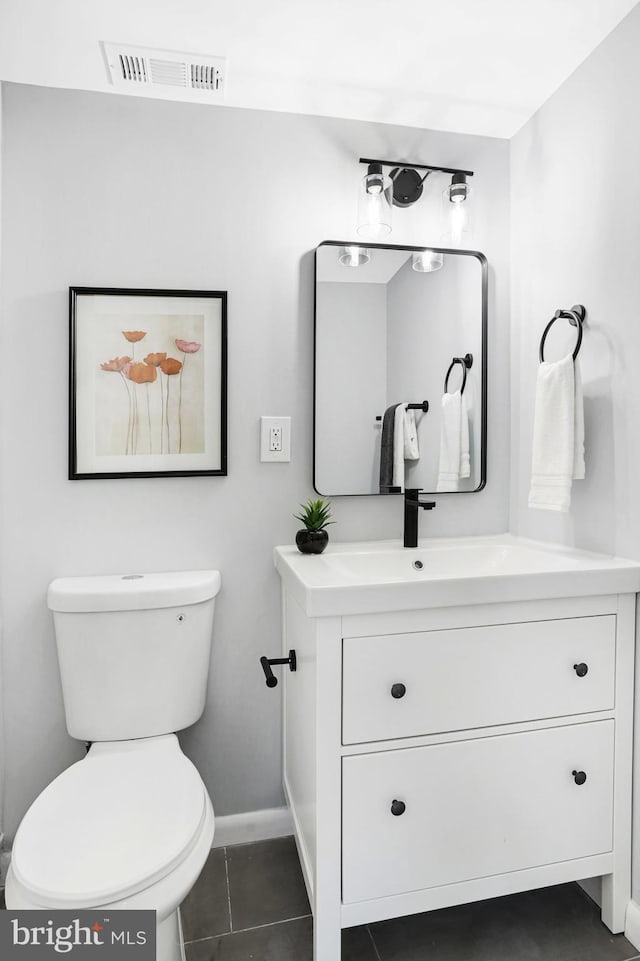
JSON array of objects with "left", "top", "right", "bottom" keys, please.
[{"left": 294, "top": 498, "right": 334, "bottom": 555}]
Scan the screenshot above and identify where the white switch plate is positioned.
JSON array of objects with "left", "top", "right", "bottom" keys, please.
[{"left": 260, "top": 416, "right": 291, "bottom": 462}]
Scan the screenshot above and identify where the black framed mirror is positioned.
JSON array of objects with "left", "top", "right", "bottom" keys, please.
[{"left": 314, "top": 241, "right": 487, "bottom": 495}]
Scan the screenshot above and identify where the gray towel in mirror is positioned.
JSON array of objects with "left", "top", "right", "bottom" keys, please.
[{"left": 379, "top": 404, "right": 399, "bottom": 493}]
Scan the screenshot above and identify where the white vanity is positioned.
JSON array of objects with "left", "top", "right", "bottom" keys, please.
[{"left": 274, "top": 534, "right": 640, "bottom": 961}]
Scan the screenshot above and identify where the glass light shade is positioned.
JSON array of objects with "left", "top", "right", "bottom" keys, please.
[
  {"left": 412, "top": 250, "right": 444, "bottom": 273},
  {"left": 338, "top": 245, "right": 370, "bottom": 267},
  {"left": 441, "top": 182, "right": 473, "bottom": 248},
  {"left": 357, "top": 167, "right": 392, "bottom": 240}
]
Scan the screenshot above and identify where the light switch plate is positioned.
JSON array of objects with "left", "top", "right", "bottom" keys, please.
[{"left": 260, "top": 416, "right": 291, "bottom": 462}]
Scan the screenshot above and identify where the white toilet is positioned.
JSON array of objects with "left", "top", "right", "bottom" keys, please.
[{"left": 5, "top": 569, "right": 221, "bottom": 961}]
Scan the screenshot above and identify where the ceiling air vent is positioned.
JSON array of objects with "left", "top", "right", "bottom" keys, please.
[{"left": 102, "top": 42, "right": 226, "bottom": 102}]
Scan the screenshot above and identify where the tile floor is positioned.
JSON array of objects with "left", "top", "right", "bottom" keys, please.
[
  {"left": 181, "top": 836, "right": 640, "bottom": 961},
  {"left": 1, "top": 836, "right": 639, "bottom": 961}
]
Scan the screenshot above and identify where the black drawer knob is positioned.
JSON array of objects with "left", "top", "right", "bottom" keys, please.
[
  {"left": 391, "top": 683, "right": 407, "bottom": 699},
  {"left": 573, "top": 663, "right": 589, "bottom": 677},
  {"left": 391, "top": 799, "right": 406, "bottom": 816},
  {"left": 572, "top": 770, "right": 587, "bottom": 785}
]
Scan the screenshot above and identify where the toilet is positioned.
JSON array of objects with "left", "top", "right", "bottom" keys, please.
[{"left": 5, "top": 569, "right": 221, "bottom": 961}]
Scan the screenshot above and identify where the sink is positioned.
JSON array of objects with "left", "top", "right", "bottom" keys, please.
[
  {"left": 274, "top": 534, "right": 640, "bottom": 616},
  {"left": 320, "top": 542, "right": 581, "bottom": 581}
]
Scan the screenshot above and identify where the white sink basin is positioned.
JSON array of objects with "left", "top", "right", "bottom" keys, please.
[
  {"left": 321, "top": 542, "right": 581, "bottom": 581},
  {"left": 274, "top": 534, "right": 640, "bottom": 616}
]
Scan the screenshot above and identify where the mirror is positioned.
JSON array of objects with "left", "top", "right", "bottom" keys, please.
[{"left": 314, "top": 242, "right": 487, "bottom": 495}]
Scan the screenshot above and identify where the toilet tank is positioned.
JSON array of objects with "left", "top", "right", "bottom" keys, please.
[{"left": 47, "top": 570, "right": 221, "bottom": 742}]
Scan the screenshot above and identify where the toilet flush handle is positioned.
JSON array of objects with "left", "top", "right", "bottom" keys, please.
[{"left": 260, "top": 650, "right": 297, "bottom": 688}]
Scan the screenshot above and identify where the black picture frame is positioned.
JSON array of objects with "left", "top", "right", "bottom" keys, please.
[{"left": 69, "top": 287, "right": 227, "bottom": 479}]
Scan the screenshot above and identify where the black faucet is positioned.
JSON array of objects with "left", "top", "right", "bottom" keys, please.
[{"left": 403, "top": 489, "right": 436, "bottom": 548}]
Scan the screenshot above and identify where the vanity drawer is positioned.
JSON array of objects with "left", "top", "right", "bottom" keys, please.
[
  {"left": 342, "top": 616, "right": 615, "bottom": 744},
  {"left": 342, "top": 720, "right": 614, "bottom": 904}
]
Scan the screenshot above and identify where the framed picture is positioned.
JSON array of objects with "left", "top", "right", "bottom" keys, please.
[{"left": 69, "top": 287, "right": 227, "bottom": 479}]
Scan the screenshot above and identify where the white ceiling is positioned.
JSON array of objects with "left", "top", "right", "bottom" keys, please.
[{"left": 0, "top": 0, "right": 637, "bottom": 138}]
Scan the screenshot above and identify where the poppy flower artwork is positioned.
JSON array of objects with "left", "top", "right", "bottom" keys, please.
[{"left": 69, "top": 288, "right": 227, "bottom": 479}]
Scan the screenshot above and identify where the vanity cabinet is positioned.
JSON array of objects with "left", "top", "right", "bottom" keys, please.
[{"left": 279, "top": 586, "right": 635, "bottom": 961}]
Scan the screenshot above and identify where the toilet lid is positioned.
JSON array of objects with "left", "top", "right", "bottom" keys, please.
[{"left": 11, "top": 735, "right": 208, "bottom": 907}]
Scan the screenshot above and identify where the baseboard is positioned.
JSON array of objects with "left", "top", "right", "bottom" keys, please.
[
  {"left": 212, "top": 806, "right": 293, "bottom": 848},
  {"left": 624, "top": 898, "right": 640, "bottom": 951}
]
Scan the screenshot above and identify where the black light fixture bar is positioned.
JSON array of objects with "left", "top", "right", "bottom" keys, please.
[{"left": 359, "top": 157, "right": 474, "bottom": 178}]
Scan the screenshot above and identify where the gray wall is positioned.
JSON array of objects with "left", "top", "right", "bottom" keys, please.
[
  {"left": 0, "top": 82, "right": 510, "bottom": 840},
  {"left": 510, "top": 2, "right": 640, "bottom": 556},
  {"left": 0, "top": 84, "right": 4, "bottom": 844},
  {"left": 509, "top": 3, "right": 640, "bottom": 899},
  {"left": 315, "top": 281, "right": 387, "bottom": 494}
]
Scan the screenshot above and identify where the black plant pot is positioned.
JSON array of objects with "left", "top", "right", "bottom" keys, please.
[{"left": 296, "top": 529, "right": 329, "bottom": 555}]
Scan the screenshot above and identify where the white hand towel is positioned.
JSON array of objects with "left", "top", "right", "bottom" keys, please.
[
  {"left": 392, "top": 403, "right": 406, "bottom": 491},
  {"left": 528, "top": 353, "right": 584, "bottom": 512},
  {"left": 460, "top": 393, "right": 470, "bottom": 479},
  {"left": 391, "top": 403, "right": 421, "bottom": 490},
  {"left": 403, "top": 408, "right": 420, "bottom": 461},
  {"left": 437, "top": 391, "right": 463, "bottom": 492},
  {"left": 573, "top": 360, "right": 585, "bottom": 480}
]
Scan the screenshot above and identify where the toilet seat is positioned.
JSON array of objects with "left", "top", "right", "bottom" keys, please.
[{"left": 11, "top": 734, "right": 207, "bottom": 908}]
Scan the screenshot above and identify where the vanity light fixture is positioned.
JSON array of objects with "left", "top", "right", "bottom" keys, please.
[
  {"left": 442, "top": 172, "right": 473, "bottom": 247},
  {"left": 357, "top": 163, "right": 393, "bottom": 241},
  {"left": 357, "top": 158, "right": 474, "bottom": 246},
  {"left": 338, "top": 245, "right": 371, "bottom": 267},
  {"left": 412, "top": 250, "right": 444, "bottom": 273}
]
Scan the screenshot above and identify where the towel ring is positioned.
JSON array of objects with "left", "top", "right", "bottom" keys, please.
[
  {"left": 444, "top": 353, "right": 473, "bottom": 395},
  {"left": 539, "top": 305, "right": 586, "bottom": 362}
]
